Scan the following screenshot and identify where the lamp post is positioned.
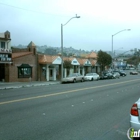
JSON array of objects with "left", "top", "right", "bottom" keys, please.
[
  {"left": 111, "top": 29, "right": 131, "bottom": 68},
  {"left": 61, "top": 14, "right": 80, "bottom": 81},
  {"left": 112, "top": 29, "right": 131, "bottom": 58}
]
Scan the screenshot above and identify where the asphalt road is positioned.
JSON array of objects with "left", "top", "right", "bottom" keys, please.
[{"left": 0, "top": 74, "right": 140, "bottom": 140}]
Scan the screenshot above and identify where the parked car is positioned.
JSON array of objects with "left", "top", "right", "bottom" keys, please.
[
  {"left": 84, "top": 73, "right": 100, "bottom": 81},
  {"left": 129, "top": 67, "right": 135, "bottom": 70},
  {"left": 130, "top": 98, "right": 140, "bottom": 133},
  {"left": 61, "top": 73, "right": 84, "bottom": 83},
  {"left": 100, "top": 72, "right": 114, "bottom": 80},
  {"left": 130, "top": 71, "right": 138, "bottom": 75},
  {"left": 113, "top": 70, "right": 127, "bottom": 76},
  {"left": 112, "top": 72, "right": 120, "bottom": 79}
]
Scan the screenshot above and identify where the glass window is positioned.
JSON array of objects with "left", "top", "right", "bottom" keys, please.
[
  {"left": 18, "top": 67, "right": 32, "bottom": 78},
  {"left": 1, "top": 42, "right": 5, "bottom": 49}
]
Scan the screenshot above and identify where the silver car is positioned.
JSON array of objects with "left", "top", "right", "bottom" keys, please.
[
  {"left": 130, "top": 98, "right": 140, "bottom": 131},
  {"left": 112, "top": 72, "right": 120, "bottom": 79},
  {"left": 61, "top": 73, "right": 84, "bottom": 83},
  {"left": 84, "top": 73, "right": 100, "bottom": 81}
]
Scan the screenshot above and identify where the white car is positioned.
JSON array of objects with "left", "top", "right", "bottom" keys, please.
[
  {"left": 84, "top": 73, "right": 100, "bottom": 81},
  {"left": 130, "top": 98, "right": 140, "bottom": 131},
  {"left": 112, "top": 72, "right": 120, "bottom": 79}
]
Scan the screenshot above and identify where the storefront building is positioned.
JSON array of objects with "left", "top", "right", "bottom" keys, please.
[
  {"left": 38, "top": 52, "right": 99, "bottom": 81},
  {"left": 10, "top": 41, "right": 38, "bottom": 82},
  {"left": 0, "top": 31, "right": 12, "bottom": 82},
  {"left": 0, "top": 31, "right": 99, "bottom": 82}
]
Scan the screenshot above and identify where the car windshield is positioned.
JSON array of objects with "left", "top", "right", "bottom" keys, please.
[
  {"left": 86, "top": 73, "right": 93, "bottom": 76},
  {"left": 114, "top": 72, "right": 118, "bottom": 74},
  {"left": 68, "top": 73, "right": 77, "bottom": 77}
]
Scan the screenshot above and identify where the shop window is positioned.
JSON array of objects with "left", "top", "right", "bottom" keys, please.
[
  {"left": 18, "top": 64, "right": 32, "bottom": 78},
  {"left": 42, "top": 67, "right": 46, "bottom": 76}
]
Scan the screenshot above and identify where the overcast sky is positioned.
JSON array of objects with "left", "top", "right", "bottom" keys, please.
[{"left": 0, "top": 0, "right": 140, "bottom": 52}]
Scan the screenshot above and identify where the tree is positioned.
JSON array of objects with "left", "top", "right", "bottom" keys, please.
[
  {"left": 126, "top": 56, "right": 140, "bottom": 66},
  {"left": 67, "top": 53, "right": 74, "bottom": 57},
  {"left": 97, "top": 50, "right": 112, "bottom": 71},
  {"left": 63, "top": 60, "right": 72, "bottom": 69},
  {"left": 134, "top": 49, "right": 140, "bottom": 57},
  {"left": 63, "top": 52, "right": 68, "bottom": 57},
  {"left": 63, "top": 60, "right": 72, "bottom": 76}
]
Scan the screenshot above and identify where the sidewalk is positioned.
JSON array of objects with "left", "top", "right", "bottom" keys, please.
[{"left": 0, "top": 81, "right": 60, "bottom": 90}]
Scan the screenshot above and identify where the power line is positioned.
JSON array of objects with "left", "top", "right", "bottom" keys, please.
[{"left": 0, "top": 2, "right": 67, "bottom": 17}]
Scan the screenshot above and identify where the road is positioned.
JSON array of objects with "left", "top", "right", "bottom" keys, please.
[{"left": 0, "top": 74, "right": 140, "bottom": 140}]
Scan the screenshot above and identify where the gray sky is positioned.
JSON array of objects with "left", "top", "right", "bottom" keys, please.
[{"left": 0, "top": 0, "right": 139, "bottom": 52}]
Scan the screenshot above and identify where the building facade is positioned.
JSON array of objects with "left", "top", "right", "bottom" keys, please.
[
  {"left": 0, "top": 31, "right": 12, "bottom": 82},
  {"left": 10, "top": 41, "right": 38, "bottom": 82},
  {"left": 38, "top": 52, "right": 99, "bottom": 81},
  {"left": 0, "top": 31, "right": 99, "bottom": 82}
]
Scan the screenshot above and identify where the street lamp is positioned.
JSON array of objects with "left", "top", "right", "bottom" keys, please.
[
  {"left": 111, "top": 29, "right": 130, "bottom": 69},
  {"left": 112, "top": 29, "right": 131, "bottom": 58},
  {"left": 61, "top": 14, "right": 80, "bottom": 81}
]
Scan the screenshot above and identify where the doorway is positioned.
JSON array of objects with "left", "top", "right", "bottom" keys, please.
[{"left": 0, "top": 64, "right": 5, "bottom": 81}]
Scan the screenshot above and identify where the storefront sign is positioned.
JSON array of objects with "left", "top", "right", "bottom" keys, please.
[
  {"left": 0, "top": 53, "right": 12, "bottom": 62},
  {"left": 0, "top": 48, "right": 12, "bottom": 53}
]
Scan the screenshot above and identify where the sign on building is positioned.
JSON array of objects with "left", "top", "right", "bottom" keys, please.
[{"left": 0, "top": 53, "right": 12, "bottom": 63}]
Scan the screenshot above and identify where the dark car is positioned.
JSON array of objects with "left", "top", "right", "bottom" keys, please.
[
  {"left": 100, "top": 72, "right": 114, "bottom": 79},
  {"left": 113, "top": 70, "right": 127, "bottom": 76}
]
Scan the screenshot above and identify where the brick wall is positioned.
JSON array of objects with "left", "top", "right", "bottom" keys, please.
[
  {"left": 12, "top": 48, "right": 29, "bottom": 53},
  {"left": 9, "top": 54, "right": 38, "bottom": 82}
]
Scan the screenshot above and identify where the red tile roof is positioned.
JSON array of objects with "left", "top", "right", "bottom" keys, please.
[
  {"left": 77, "top": 58, "right": 88, "bottom": 65},
  {"left": 38, "top": 54, "right": 97, "bottom": 66},
  {"left": 38, "top": 55, "right": 60, "bottom": 64},
  {"left": 90, "top": 59, "right": 97, "bottom": 65},
  {"left": 12, "top": 52, "right": 33, "bottom": 59},
  {"left": 63, "top": 57, "right": 74, "bottom": 62},
  {"left": 86, "top": 52, "right": 97, "bottom": 59}
]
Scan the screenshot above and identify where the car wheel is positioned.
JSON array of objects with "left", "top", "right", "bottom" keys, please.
[
  {"left": 91, "top": 78, "right": 93, "bottom": 81},
  {"left": 81, "top": 78, "right": 84, "bottom": 82},
  {"left": 73, "top": 79, "right": 76, "bottom": 83}
]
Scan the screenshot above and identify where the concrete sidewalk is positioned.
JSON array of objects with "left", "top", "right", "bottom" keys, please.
[{"left": 0, "top": 81, "right": 60, "bottom": 90}]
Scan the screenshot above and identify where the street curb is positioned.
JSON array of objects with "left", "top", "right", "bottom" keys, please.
[{"left": 0, "top": 82, "right": 60, "bottom": 90}]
